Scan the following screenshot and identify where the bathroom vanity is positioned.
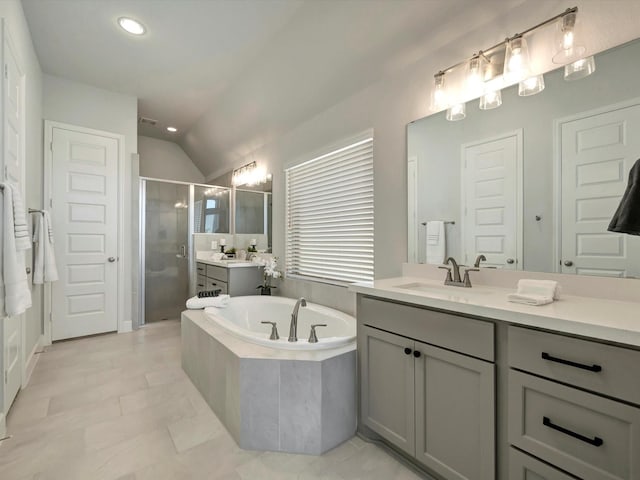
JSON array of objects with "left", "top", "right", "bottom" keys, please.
[
  {"left": 351, "top": 271, "right": 640, "bottom": 480},
  {"left": 195, "top": 260, "right": 263, "bottom": 296}
]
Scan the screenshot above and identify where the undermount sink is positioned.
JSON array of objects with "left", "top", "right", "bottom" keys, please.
[{"left": 393, "top": 282, "right": 491, "bottom": 295}]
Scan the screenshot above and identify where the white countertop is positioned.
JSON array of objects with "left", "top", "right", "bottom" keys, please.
[
  {"left": 349, "top": 277, "right": 640, "bottom": 348},
  {"left": 196, "top": 258, "right": 260, "bottom": 269}
]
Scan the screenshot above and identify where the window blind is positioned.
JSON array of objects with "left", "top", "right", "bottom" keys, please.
[{"left": 286, "top": 137, "right": 374, "bottom": 284}]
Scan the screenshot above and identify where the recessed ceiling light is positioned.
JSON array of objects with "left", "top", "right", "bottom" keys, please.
[
  {"left": 167, "top": 127, "right": 177, "bottom": 133},
  {"left": 118, "top": 17, "right": 146, "bottom": 35}
]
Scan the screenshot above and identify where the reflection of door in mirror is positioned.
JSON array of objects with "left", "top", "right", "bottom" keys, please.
[
  {"left": 559, "top": 102, "right": 640, "bottom": 277},
  {"left": 461, "top": 130, "right": 523, "bottom": 270}
]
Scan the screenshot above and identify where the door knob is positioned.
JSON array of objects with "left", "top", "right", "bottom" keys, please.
[
  {"left": 506, "top": 258, "right": 515, "bottom": 264},
  {"left": 108, "top": 257, "right": 116, "bottom": 263},
  {"left": 563, "top": 260, "right": 574, "bottom": 267},
  {"left": 26, "top": 267, "right": 31, "bottom": 274}
]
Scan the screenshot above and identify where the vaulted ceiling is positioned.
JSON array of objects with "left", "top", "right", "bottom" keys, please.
[{"left": 21, "top": 0, "right": 640, "bottom": 178}]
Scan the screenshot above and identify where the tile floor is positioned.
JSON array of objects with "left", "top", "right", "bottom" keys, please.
[{"left": 0, "top": 320, "right": 424, "bottom": 480}]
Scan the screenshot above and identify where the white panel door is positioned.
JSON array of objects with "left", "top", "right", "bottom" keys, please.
[
  {"left": 51, "top": 127, "right": 119, "bottom": 340},
  {"left": 462, "top": 131, "right": 522, "bottom": 269},
  {"left": 2, "top": 26, "right": 25, "bottom": 412},
  {"left": 560, "top": 104, "right": 640, "bottom": 277}
]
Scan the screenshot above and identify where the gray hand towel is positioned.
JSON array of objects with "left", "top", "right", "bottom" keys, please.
[{"left": 608, "top": 159, "right": 640, "bottom": 236}]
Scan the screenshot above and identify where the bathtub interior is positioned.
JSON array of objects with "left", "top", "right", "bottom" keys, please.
[{"left": 205, "top": 296, "right": 355, "bottom": 346}]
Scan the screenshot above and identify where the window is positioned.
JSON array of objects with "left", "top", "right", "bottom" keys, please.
[{"left": 286, "top": 135, "right": 374, "bottom": 284}]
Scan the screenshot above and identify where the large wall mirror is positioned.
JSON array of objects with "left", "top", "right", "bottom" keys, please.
[{"left": 408, "top": 38, "right": 640, "bottom": 278}]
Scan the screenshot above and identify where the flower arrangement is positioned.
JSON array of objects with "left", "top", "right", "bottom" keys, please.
[{"left": 253, "top": 255, "right": 282, "bottom": 294}]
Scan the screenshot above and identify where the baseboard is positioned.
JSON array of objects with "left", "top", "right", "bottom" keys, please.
[
  {"left": 119, "top": 320, "right": 132, "bottom": 333},
  {"left": 0, "top": 412, "right": 6, "bottom": 440},
  {"left": 23, "top": 335, "right": 45, "bottom": 387}
]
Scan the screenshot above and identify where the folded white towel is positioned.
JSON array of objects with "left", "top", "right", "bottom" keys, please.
[
  {"left": 8, "top": 183, "right": 31, "bottom": 251},
  {"left": 426, "top": 221, "right": 446, "bottom": 265},
  {"left": 1, "top": 182, "right": 32, "bottom": 316},
  {"left": 187, "top": 294, "right": 230, "bottom": 309},
  {"left": 507, "top": 293, "right": 554, "bottom": 306},
  {"left": 33, "top": 210, "right": 59, "bottom": 284},
  {"left": 517, "top": 279, "right": 561, "bottom": 300}
]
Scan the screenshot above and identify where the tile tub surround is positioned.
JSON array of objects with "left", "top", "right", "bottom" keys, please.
[
  {"left": 181, "top": 309, "right": 357, "bottom": 455},
  {"left": 350, "top": 266, "right": 640, "bottom": 347}
]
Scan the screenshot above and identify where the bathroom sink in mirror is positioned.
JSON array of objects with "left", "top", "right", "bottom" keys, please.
[
  {"left": 407, "top": 38, "right": 640, "bottom": 278},
  {"left": 393, "top": 282, "right": 493, "bottom": 296}
]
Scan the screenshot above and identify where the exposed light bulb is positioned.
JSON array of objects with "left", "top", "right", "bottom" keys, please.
[
  {"left": 504, "top": 36, "right": 531, "bottom": 83},
  {"left": 167, "top": 126, "right": 177, "bottom": 133},
  {"left": 430, "top": 72, "right": 449, "bottom": 111},
  {"left": 118, "top": 17, "right": 146, "bottom": 35},
  {"left": 552, "top": 11, "right": 585, "bottom": 64},
  {"left": 466, "top": 55, "right": 486, "bottom": 98}
]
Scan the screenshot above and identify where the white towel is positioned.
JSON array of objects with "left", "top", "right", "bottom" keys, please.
[
  {"left": 187, "top": 294, "right": 230, "bottom": 309},
  {"left": 426, "top": 221, "right": 446, "bottom": 264},
  {"left": 33, "top": 210, "right": 59, "bottom": 284},
  {"left": 507, "top": 293, "right": 554, "bottom": 306},
  {"left": 1, "top": 183, "right": 32, "bottom": 316},
  {"left": 8, "top": 183, "right": 31, "bottom": 251},
  {"left": 516, "top": 279, "right": 561, "bottom": 300}
]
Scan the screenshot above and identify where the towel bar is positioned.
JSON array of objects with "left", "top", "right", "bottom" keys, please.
[{"left": 421, "top": 221, "right": 455, "bottom": 226}]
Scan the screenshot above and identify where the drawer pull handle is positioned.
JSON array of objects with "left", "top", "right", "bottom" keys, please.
[
  {"left": 541, "top": 352, "right": 602, "bottom": 372},
  {"left": 404, "top": 348, "right": 412, "bottom": 355},
  {"left": 413, "top": 350, "right": 421, "bottom": 358},
  {"left": 197, "top": 284, "right": 204, "bottom": 287},
  {"left": 543, "top": 416, "right": 603, "bottom": 447}
]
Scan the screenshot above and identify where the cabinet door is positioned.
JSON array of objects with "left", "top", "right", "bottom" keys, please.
[
  {"left": 361, "top": 326, "right": 415, "bottom": 456},
  {"left": 414, "top": 341, "right": 495, "bottom": 480}
]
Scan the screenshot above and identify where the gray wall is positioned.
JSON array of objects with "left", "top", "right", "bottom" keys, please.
[
  {"left": 138, "top": 135, "right": 204, "bottom": 183},
  {"left": 0, "top": 0, "right": 44, "bottom": 359},
  {"left": 409, "top": 39, "right": 640, "bottom": 273},
  {"left": 43, "top": 74, "right": 138, "bottom": 331}
]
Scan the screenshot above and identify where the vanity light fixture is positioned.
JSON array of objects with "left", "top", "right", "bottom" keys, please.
[
  {"left": 466, "top": 54, "right": 487, "bottom": 99},
  {"left": 118, "top": 17, "right": 146, "bottom": 35},
  {"left": 518, "top": 74, "right": 545, "bottom": 96},
  {"left": 503, "top": 36, "right": 531, "bottom": 83},
  {"left": 167, "top": 126, "right": 177, "bottom": 133},
  {"left": 430, "top": 71, "right": 449, "bottom": 111},
  {"left": 430, "top": 7, "right": 595, "bottom": 121},
  {"left": 552, "top": 10, "right": 586, "bottom": 64},
  {"left": 232, "top": 161, "right": 268, "bottom": 187},
  {"left": 564, "top": 55, "right": 596, "bottom": 81}
]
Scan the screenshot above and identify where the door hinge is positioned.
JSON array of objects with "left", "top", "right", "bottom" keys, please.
[{"left": 49, "top": 198, "right": 53, "bottom": 208}]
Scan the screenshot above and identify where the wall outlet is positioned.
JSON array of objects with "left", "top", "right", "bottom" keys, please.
[{"left": 211, "top": 240, "right": 218, "bottom": 250}]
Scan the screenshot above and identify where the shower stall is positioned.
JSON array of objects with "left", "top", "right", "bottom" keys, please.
[{"left": 139, "top": 177, "right": 270, "bottom": 326}]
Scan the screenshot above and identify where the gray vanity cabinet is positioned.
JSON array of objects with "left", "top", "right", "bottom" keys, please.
[
  {"left": 359, "top": 296, "right": 496, "bottom": 480},
  {"left": 196, "top": 262, "right": 262, "bottom": 296},
  {"left": 361, "top": 326, "right": 415, "bottom": 456}
]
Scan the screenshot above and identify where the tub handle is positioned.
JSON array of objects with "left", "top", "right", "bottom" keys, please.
[
  {"left": 308, "top": 324, "right": 328, "bottom": 343},
  {"left": 261, "top": 321, "right": 280, "bottom": 340}
]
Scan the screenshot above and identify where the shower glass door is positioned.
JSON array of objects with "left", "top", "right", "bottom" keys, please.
[{"left": 143, "top": 180, "right": 190, "bottom": 323}]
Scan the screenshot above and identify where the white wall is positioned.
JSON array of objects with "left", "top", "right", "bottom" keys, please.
[
  {"left": 42, "top": 74, "right": 138, "bottom": 331},
  {"left": 0, "top": 0, "right": 44, "bottom": 367},
  {"left": 138, "top": 135, "right": 204, "bottom": 183}
]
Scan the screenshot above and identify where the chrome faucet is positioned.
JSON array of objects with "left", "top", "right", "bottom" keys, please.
[
  {"left": 288, "top": 297, "right": 307, "bottom": 342},
  {"left": 439, "top": 256, "right": 478, "bottom": 288}
]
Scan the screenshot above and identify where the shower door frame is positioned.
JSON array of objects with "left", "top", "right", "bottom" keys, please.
[{"left": 138, "top": 177, "right": 204, "bottom": 327}]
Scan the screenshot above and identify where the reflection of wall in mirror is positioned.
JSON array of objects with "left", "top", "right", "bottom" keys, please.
[{"left": 408, "top": 38, "right": 640, "bottom": 276}]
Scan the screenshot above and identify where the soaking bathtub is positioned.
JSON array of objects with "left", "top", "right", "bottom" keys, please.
[
  {"left": 181, "top": 296, "right": 357, "bottom": 455},
  {"left": 202, "top": 296, "right": 356, "bottom": 350}
]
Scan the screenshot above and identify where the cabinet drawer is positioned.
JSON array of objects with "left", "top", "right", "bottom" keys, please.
[
  {"left": 509, "top": 326, "right": 640, "bottom": 405},
  {"left": 196, "top": 263, "right": 206, "bottom": 275},
  {"left": 359, "top": 296, "right": 494, "bottom": 361},
  {"left": 509, "top": 448, "right": 576, "bottom": 480},
  {"left": 196, "top": 275, "right": 207, "bottom": 292},
  {"left": 206, "top": 265, "right": 228, "bottom": 282},
  {"left": 207, "top": 279, "right": 227, "bottom": 294},
  {"left": 509, "top": 370, "right": 640, "bottom": 480}
]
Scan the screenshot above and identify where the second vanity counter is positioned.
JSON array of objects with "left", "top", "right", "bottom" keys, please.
[{"left": 350, "top": 276, "right": 640, "bottom": 347}]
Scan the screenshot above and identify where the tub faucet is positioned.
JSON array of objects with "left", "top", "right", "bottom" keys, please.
[{"left": 288, "top": 297, "right": 307, "bottom": 342}]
